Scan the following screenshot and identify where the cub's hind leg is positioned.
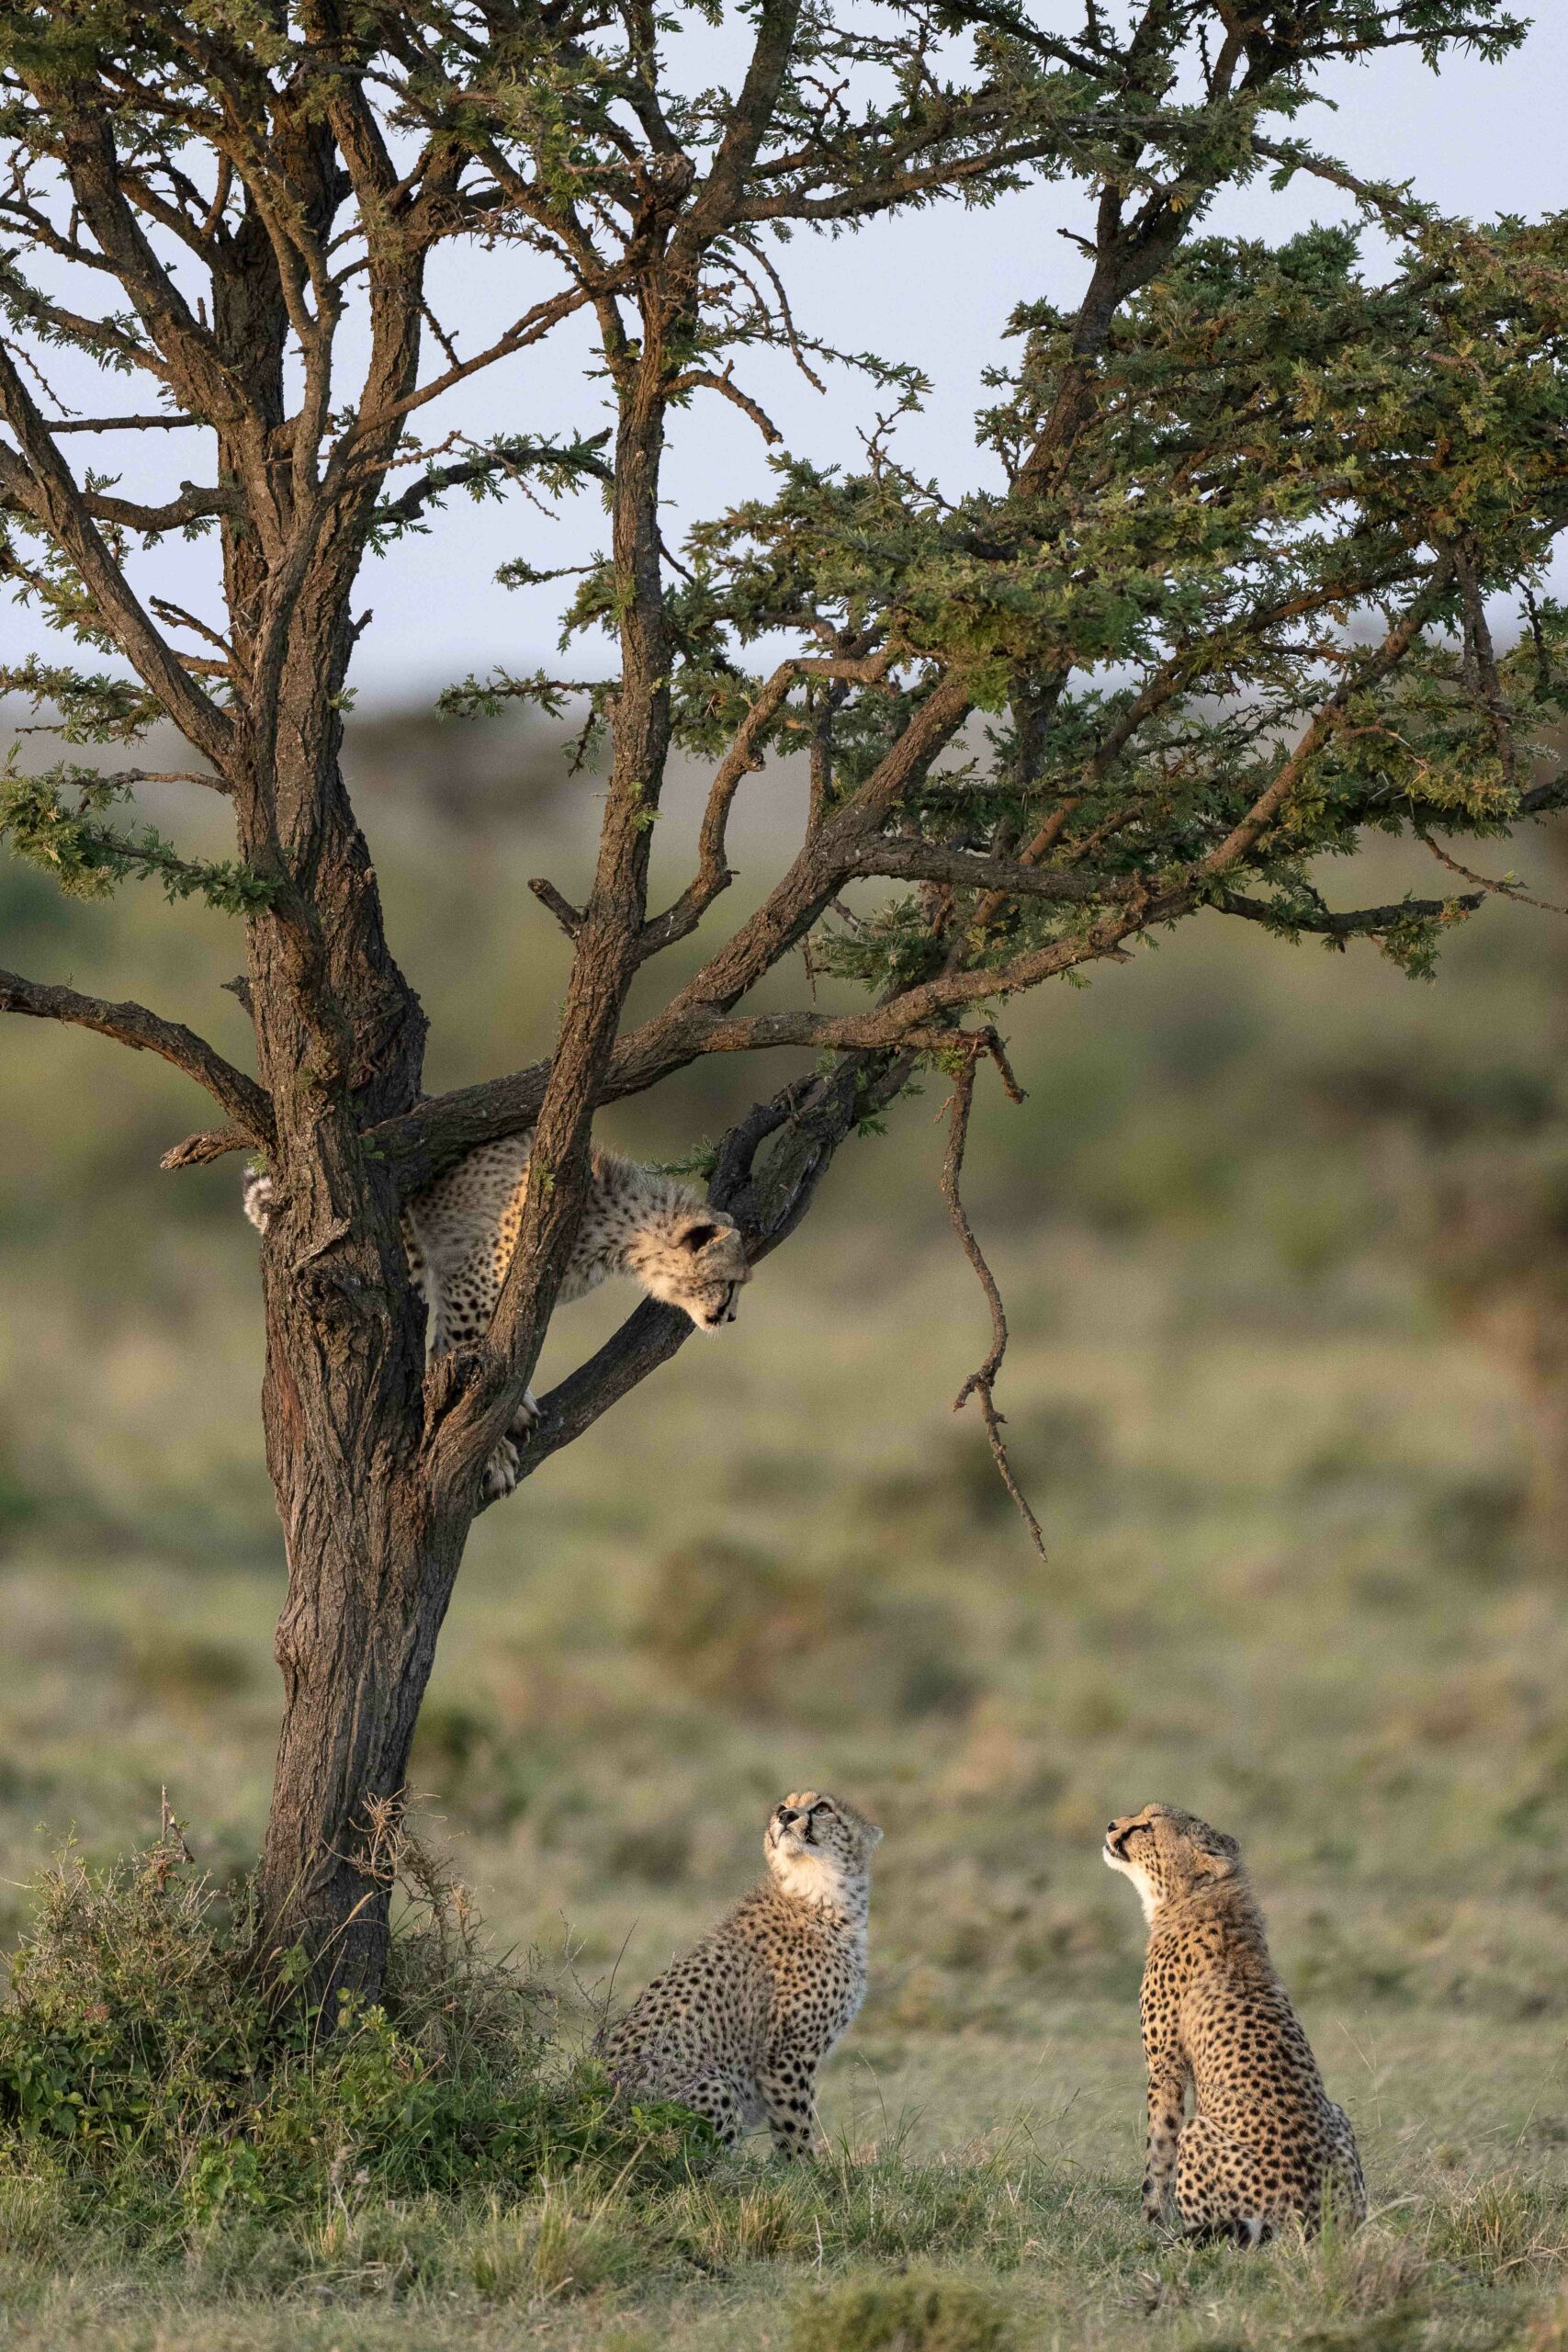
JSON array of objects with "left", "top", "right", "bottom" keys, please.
[
  {"left": 1322, "top": 2102, "right": 1368, "bottom": 2229},
  {"left": 1174, "top": 2116, "right": 1275, "bottom": 2246},
  {"left": 673, "top": 2068, "right": 750, "bottom": 2152},
  {"left": 414, "top": 1222, "right": 539, "bottom": 1502}
]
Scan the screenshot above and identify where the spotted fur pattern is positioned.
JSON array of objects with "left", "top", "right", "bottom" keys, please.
[
  {"left": 600, "top": 1792, "right": 882, "bottom": 2160},
  {"left": 1104, "top": 1804, "right": 1367, "bottom": 2244},
  {"left": 243, "top": 1135, "right": 750, "bottom": 1498}
]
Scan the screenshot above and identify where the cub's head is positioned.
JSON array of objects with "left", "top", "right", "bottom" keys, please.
[
  {"left": 1102, "top": 1804, "right": 1243, "bottom": 1924},
  {"left": 765, "top": 1790, "right": 882, "bottom": 1910},
  {"left": 634, "top": 1206, "right": 751, "bottom": 1330}
]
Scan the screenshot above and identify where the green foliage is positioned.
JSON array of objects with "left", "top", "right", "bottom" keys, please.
[
  {"left": 640, "top": 201, "right": 1568, "bottom": 1004},
  {"left": 367, "top": 432, "right": 613, "bottom": 554},
  {"left": 0, "top": 659, "right": 165, "bottom": 744},
  {"left": 3, "top": 0, "right": 1564, "bottom": 1048},
  {"left": 644, "top": 1139, "right": 721, "bottom": 1182},
  {"left": 0, "top": 763, "right": 276, "bottom": 911},
  {"left": 0, "top": 1835, "right": 716, "bottom": 2242}
]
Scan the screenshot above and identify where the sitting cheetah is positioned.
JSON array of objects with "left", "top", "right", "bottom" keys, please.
[
  {"left": 243, "top": 1132, "right": 750, "bottom": 1496},
  {"left": 600, "top": 1792, "right": 882, "bottom": 2159},
  {"left": 1104, "top": 1804, "right": 1367, "bottom": 2245}
]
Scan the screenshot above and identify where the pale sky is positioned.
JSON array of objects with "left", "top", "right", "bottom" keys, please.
[{"left": 5, "top": 12, "right": 1565, "bottom": 706}]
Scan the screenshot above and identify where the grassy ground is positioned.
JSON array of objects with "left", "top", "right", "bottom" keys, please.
[{"left": 2, "top": 1196, "right": 1567, "bottom": 2350}]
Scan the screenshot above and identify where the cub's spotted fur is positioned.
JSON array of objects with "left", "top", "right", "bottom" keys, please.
[
  {"left": 1104, "top": 1804, "right": 1367, "bottom": 2244},
  {"left": 600, "top": 1792, "right": 881, "bottom": 2159},
  {"left": 243, "top": 1134, "right": 749, "bottom": 1497}
]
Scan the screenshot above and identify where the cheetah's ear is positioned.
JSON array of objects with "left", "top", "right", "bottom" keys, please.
[
  {"left": 678, "top": 1221, "right": 722, "bottom": 1252},
  {"left": 1192, "top": 1830, "right": 1241, "bottom": 1879},
  {"left": 865, "top": 1822, "right": 884, "bottom": 1848}
]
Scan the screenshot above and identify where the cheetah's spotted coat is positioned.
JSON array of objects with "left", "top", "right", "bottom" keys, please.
[
  {"left": 1104, "top": 1803, "right": 1367, "bottom": 2243},
  {"left": 600, "top": 1792, "right": 881, "bottom": 2159},
  {"left": 243, "top": 1134, "right": 750, "bottom": 1496}
]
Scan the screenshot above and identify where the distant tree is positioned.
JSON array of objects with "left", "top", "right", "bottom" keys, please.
[{"left": 2, "top": 0, "right": 1565, "bottom": 2004}]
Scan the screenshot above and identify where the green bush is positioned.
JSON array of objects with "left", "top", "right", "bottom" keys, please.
[
  {"left": 0, "top": 1832, "right": 715, "bottom": 2243},
  {"left": 790, "top": 2271, "right": 1018, "bottom": 2352}
]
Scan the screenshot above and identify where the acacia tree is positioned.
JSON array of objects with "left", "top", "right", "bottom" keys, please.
[{"left": 2, "top": 0, "right": 1565, "bottom": 2003}]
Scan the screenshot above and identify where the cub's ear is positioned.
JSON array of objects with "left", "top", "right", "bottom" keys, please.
[
  {"left": 678, "top": 1220, "right": 721, "bottom": 1252},
  {"left": 1193, "top": 1829, "right": 1241, "bottom": 1879},
  {"left": 866, "top": 1822, "right": 885, "bottom": 1849}
]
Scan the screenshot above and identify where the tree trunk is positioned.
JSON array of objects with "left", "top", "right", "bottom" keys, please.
[
  {"left": 243, "top": 688, "right": 448, "bottom": 2004},
  {"left": 256, "top": 1423, "right": 468, "bottom": 2005},
  {"left": 253, "top": 1198, "right": 474, "bottom": 2001}
]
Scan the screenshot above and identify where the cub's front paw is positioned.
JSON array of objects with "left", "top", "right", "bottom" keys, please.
[
  {"left": 482, "top": 1435, "right": 521, "bottom": 1502},
  {"left": 509, "top": 1385, "right": 542, "bottom": 1440}
]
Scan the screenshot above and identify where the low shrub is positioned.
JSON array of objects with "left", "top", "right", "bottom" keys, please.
[
  {"left": 0, "top": 1828, "right": 715, "bottom": 2244},
  {"left": 790, "top": 2269, "right": 1018, "bottom": 2352}
]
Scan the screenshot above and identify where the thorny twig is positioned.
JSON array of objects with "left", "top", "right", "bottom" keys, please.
[
  {"left": 1416, "top": 830, "right": 1568, "bottom": 918},
  {"left": 158, "top": 1785, "right": 194, "bottom": 1863},
  {"left": 939, "top": 1032, "right": 1047, "bottom": 1561}
]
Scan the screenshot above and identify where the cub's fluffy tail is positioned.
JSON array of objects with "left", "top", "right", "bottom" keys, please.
[{"left": 242, "top": 1166, "right": 275, "bottom": 1235}]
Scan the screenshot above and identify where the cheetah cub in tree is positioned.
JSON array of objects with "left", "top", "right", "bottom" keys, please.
[
  {"left": 243, "top": 1132, "right": 750, "bottom": 1497},
  {"left": 1104, "top": 1804, "right": 1367, "bottom": 2245},
  {"left": 600, "top": 1792, "right": 882, "bottom": 2159}
]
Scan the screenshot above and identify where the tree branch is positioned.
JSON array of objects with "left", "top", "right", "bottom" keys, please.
[
  {"left": 160, "top": 1124, "right": 257, "bottom": 1170},
  {"left": 0, "top": 967, "right": 273, "bottom": 1142},
  {"left": 505, "top": 1061, "right": 897, "bottom": 1487},
  {"left": 0, "top": 345, "right": 236, "bottom": 771},
  {"left": 528, "top": 876, "right": 584, "bottom": 937},
  {"left": 666, "top": 366, "right": 781, "bottom": 445},
  {"left": 940, "top": 1035, "right": 1046, "bottom": 1561},
  {"left": 367, "top": 432, "right": 612, "bottom": 537},
  {"left": 676, "top": 0, "right": 805, "bottom": 260},
  {"left": 1201, "top": 560, "right": 1458, "bottom": 878},
  {"left": 40, "top": 413, "right": 204, "bottom": 434},
  {"left": 83, "top": 481, "right": 241, "bottom": 535},
  {"left": 640, "top": 648, "right": 896, "bottom": 957},
  {"left": 1217, "top": 889, "right": 1486, "bottom": 937}
]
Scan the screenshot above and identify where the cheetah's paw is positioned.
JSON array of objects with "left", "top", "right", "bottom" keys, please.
[{"left": 482, "top": 1434, "right": 521, "bottom": 1503}]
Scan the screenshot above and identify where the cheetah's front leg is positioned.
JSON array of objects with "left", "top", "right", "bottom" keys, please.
[
  {"left": 1143, "top": 2062, "right": 1188, "bottom": 2226},
  {"left": 758, "top": 2042, "right": 818, "bottom": 2161},
  {"left": 420, "top": 1239, "right": 540, "bottom": 1504},
  {"left": 679, "top": 2070, "right": 748, "bottom": 2153},
  {"left": 479, "top": 1391, "right": 542, "bottom": 1504}
]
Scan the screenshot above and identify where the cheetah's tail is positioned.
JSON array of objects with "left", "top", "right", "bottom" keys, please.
[{"left": 242, "top": 1165, "right": 275, "bottom": 1235}]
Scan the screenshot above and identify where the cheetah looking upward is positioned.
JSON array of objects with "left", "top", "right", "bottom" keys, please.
[
  {"left": 1104, "top": 1804, "right": 1367, "bottom": 2244},
  {"left": 243, "top": 1132, "right": 750, "bottom": 1498},
  {"left": 601, "top": 1792, "right": 882, "bottom": 2159}
]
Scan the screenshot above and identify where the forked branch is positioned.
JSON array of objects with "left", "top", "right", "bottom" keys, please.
[{"left": 503, "top": 1061, "right": 901, "bottom": 1491}]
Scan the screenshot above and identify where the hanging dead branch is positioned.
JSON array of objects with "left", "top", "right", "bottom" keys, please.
[{"left": 939, "top": 1031, "right": 1047, "bottom": 1563}]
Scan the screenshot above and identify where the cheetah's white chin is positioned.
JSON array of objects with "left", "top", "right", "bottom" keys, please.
[{"left": 1104, "top": 1844, "right": 1159, "bottom": 1923}]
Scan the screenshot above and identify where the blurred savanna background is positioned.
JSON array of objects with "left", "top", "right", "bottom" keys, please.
[{"left": 4, "top": 696, "right": 1568, "bottom": 2348}]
